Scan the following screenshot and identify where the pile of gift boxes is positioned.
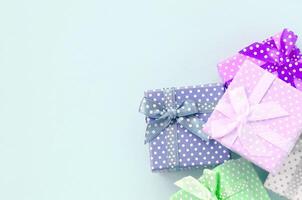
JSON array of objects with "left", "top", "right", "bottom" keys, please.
[{"left": 139, "top": 29, "right": 302, "bottom": 200}]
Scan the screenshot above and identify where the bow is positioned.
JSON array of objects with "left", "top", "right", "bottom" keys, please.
[
  {"left": 174, "top": 169, "right": 247, "bottom": 200},
  {"left": 240, "top": 28, "right": 302, "bottom": 87},
  {"left": 139, "top": 88, "right": 210, "bottom": 144},
  {"left": 210, "top": 69, "right": 291, "bottom": 156}
]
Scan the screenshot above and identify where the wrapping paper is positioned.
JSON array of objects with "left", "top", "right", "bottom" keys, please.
[
  {"left": 265, "top": 136, "right": 302, "bottom": 200},
  {"left": 218, "top": 28, "right": 302, "bottom": 90},
  {"left": 203, "top": 61, "right": 302, "bottom": 173},
  {"left": 140, "top": 83, "right": 230, "bottom": 172},
  {"left": 170, "top": 158, "right": 270, "bottom": 200}
]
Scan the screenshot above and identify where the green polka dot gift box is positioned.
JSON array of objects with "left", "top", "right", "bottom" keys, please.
[
  {"left": 170, "top": 158, "right": 270, "bottom": 200},
  {"left": 139, "top": 83, "right": 230, "bottom": 172}
]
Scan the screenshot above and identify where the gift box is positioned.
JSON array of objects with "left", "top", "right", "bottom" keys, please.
[
  {"left": 265, "top": 136, "right": 302, "bottom": 200},
  {"left": 139, "top": 83, "right": 230, "bottom": 172},
  {"left": 218, "top": 28, "right": 302, "bottom": 90},
  {"left": 170, "top": 158, "right": 270, "bottom": 200},
  {"left": 203, "top": 61, "right": 302, "bottom": 173}
]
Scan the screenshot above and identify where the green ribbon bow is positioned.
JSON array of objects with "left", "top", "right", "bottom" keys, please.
[
  {"left": 139, "top": 88, "right": 212, "bottom": 144},
  {"left": 174, "top": 169, "right": 247, "bottom": 200}
]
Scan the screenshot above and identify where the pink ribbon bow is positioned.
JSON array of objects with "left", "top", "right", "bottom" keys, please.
[{"left": 210, "top": 71, "right": 290, "bottom": 156}]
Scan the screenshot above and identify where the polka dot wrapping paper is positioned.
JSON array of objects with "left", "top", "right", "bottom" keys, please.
[
  {"left": 265, "top": 136, "right": 302, "bottom": 200},
  {"left": 203, "top": 61, "right": 302, "bottom": 173},
  {"left": 140, "top": 83, "right": 231, "bottom": 172},
  {"left": 170, "top": 158, "right": 270, "bottom": 200},
  {"left": 218, "top": 28, "right": 302, "bottom": 91}
]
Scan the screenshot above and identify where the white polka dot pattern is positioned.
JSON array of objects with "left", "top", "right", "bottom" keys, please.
[
  {"left": 170, "top": 158, "right": 270, "bottom": 200},
  {"left": 204, "top": 61, "right": 302, "bottom": 173},
  {"left": 265, "top": 136, "right": 302, "bottom": 200},
  {"left": 217, "top": 29, "right": 302, "bottom": 91},
  {"left": 144, "top": 83, "right": 230, "bottom": 172}
]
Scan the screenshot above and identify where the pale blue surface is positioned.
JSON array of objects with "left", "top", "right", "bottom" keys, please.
[{"left": 0, "top": 0, "right": 300, "bottom": 199}]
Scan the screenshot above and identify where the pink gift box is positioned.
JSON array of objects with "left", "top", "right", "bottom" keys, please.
[
  {"left": 218, "top": 29, "right": 302, "bottom": 90},
  {"left": 203, "top": 60, "right": 302, "bottom": 173}
]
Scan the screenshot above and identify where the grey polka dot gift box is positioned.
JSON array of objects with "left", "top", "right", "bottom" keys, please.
[
  {"left": 265, "top": 136, "right": 302, "bottom": 200},
  {"left": 139, "top": 83, "right": 230, "bottom": 172}
]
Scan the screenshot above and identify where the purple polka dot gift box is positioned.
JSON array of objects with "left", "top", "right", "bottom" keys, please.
[
  {"left": 139, "top": 83, "right": 230, "bottom": 172},
  {"left": 218, "top": 28, "right": 302, "bottom": 90}
]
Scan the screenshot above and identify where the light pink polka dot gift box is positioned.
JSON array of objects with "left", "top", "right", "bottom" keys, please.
[
  {"left": 203, "top": 60, "right": 302, "bottom": 173},
  {"left": 218, "top": 28, "right": 302, "bottom": 91}
]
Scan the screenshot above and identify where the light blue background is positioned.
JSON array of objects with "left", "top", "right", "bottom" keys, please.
[{"left": 0, "top": 0, "right": 301, "bottom": 199}]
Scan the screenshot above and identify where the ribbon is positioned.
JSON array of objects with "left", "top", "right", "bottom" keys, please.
[
  {"left": 175, "top": 169, "right": 247, "bottom": 200},
  {"left": 210, "top": 70, "right": 291, "bottom": 156},
  {"left": 240, "top": 28, "right": 302, "bottom": 87},
  {"left": 223, "top": 79, "right": 232, "bottom": 89},
  {"left": 139, "top": 88, "right": 211, "bottom": 144}
]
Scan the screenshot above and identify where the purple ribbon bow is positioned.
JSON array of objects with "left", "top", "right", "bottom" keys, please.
[{"left": 240, "top": 29, "right": 302, "bottom": 87}]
